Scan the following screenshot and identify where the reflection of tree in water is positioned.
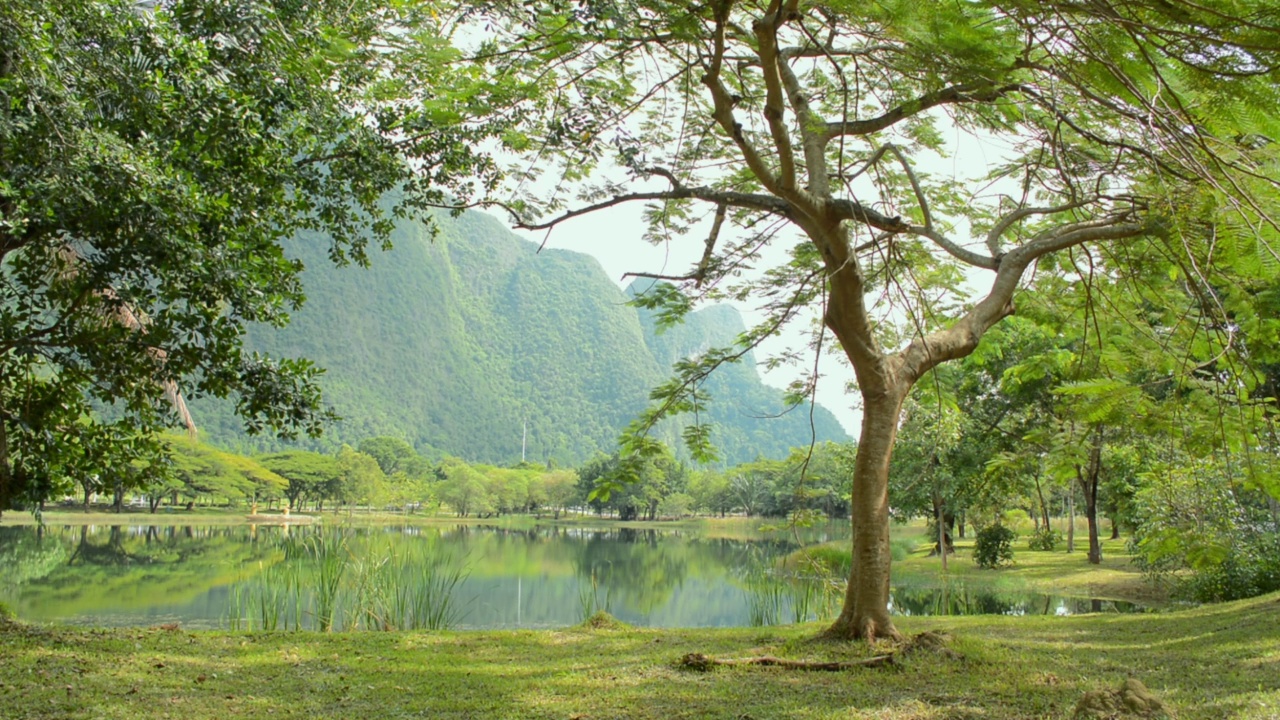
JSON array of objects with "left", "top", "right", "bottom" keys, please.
[
  {"left": 572, "top": 529, "right": 691, "bottom": 614},
  {"left": 0, "top": 527, "right": 69, "bottom": 600},
  {"left": 67, "top": 524, "right": 258, "bottom": 566},
  {"left": 889, "top": 581, "right": 1148, "bottom": 617},
  {"left": 14, "top": 525, "right": 277, "bottom": 620},
  {"left": 891, "top": 584, "right": 1033, "bottom": 616},
  {"left": 69, "top": 526, "right": 139, "bottom": 566}
]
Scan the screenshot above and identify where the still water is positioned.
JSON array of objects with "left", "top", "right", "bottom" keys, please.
[{"left": 0, "top": 523, "right": 1146, "bottom": 629}]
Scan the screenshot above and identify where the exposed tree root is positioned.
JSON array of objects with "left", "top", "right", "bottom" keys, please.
[
  {"left": 678, "top": 631, "right": 961, "bottom": 672},
  {"left": 678, "top": 652, "right": 895, "bottom": 671}
]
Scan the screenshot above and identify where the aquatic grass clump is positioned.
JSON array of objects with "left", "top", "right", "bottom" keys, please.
[
  {"left": 360, "top": 541, "right": 469, "bottom": 630},
  {"left": 742, "top": 550, "right": 786, "bottom": 627},
  {"left": 307, "top": 529, "right": 351, "bottom": 631},
  {"left": 577, "top": 568, "right": 613, "bottom": 622},
  {"left": 225, "top": 561, "right": 302, "bottom": 631},
  {"left": 742, "top": 547, "right": 842, "bottom": 625},
  {"left": 226, "top": 529, "right": 468, "bottom": 632}
]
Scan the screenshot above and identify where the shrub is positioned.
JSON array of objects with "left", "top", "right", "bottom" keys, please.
[
  {"left": 1131, "top": 459, "right": 1280, "bottom": 602},
  {"left": 973, "top": 524, "right": 1016, "bottom": 569},
  {"left": 1177, "top": 535, "right": 1280, "bottom": 603},
  {"left": 1027, "top": 527, "right": 1062, "bottom": 551}
]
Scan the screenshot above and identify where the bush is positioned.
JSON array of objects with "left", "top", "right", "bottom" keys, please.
[
  {"left": 1131, "top": 459, "right": 1280, "bottom": 602},
  {"left": 1177, "top": 535, "right": 1280, "bottom": 603},
  {"left": 1027, "top": 527, "right": 1062, "bottom": 551},
  {"left": 973, "top": 524, "right": 1016, "bottom": 569}
]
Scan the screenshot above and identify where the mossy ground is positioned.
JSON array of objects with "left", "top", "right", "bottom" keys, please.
[{"left": 3, "top": 592, "right": 1278, "bottom": 719}]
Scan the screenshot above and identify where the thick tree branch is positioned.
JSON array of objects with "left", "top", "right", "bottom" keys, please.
[
  {"left": 985, "top": 200, "right": 1090, "bottom": 256},
  {"left": 897, "top": 217, "right": 1152, "bottom": 383},
  {"left": 829, "top": 199, "right": 910, "bottom": 234},
  {"left": 754, "top": 7, "right": 798, "bottom": 191},
  {"left": 910, "top": 227, "right": 999, "bottom": 269},
  {"left": 434, "top": 184, "right": 790, "bottom": 233},
  {"left": 776, "top": 50, "right": 830, "bottom": 202},
  {"left": 823, "top": 82, "right": 1022, "bottom": 139},
  {"left": 702, "top": 1, "right": 783, "bottom": 195}
]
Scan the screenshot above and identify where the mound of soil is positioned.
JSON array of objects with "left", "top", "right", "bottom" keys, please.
[
  {"left": 1074, "top": 678, "right": 1169, "bottom": 719},
  {"left": 577, "top": 611, "right": 630, "bottom": 630}
]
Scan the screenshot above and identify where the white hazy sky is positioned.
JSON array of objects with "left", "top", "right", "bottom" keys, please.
[{"left": 499, "top": 125, "right": 1017, "bottom": 439}]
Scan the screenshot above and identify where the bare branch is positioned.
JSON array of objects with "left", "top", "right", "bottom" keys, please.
[
  {"left": 696, "top": 203, "right": 727, "bottom": 288},
  {"left": 776, "top": 48, "right": 830, "bottom": 201},
  {"left": 909, "top": 227, "right": 999, "bottom": 269},
  {"left": 985, "top": 200, "right": 1090, "bottom": 256}
]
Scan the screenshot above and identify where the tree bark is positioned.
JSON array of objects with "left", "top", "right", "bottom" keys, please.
[{"left": 825, "top": 393, "right": 906, "bottom": 641}]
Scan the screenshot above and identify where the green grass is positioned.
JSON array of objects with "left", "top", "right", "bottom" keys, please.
[
  {"left": 2, "top": 592, "right": 1278, "bottom": 718},
  {"left": 790, "top": 531, "right": 1164, "bottom": 604}
]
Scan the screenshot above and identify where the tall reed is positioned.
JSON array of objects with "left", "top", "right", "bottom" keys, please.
[
  {"left": 307, "top": 530, "right": 350, "bottom": 631},
  {"left": 577, "top": 568, "right": 613, "bottom": 622}
]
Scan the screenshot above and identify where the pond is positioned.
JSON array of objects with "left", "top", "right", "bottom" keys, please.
[{"left": 0, "top": 523, "right": 1150, "bottom": 630}]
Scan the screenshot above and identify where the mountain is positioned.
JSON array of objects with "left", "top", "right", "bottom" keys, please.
[{"left": 192, "top": 209, "right": 849, "bottom": 465}]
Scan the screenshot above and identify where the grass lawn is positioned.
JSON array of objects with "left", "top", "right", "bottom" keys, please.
[
  {"left": 791, "top": 530, "right": 1166, "bottom": 605},
  {"left": 2, "top": 591, "right": 1278, "bottom": 719},
  {"left": 895, "top": 536, "right": 1168, "bottom": 604}
]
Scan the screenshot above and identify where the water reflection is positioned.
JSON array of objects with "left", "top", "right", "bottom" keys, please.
[
  {"left": 889, "top": 580, "right": 1150, "bottom": 617},
  {"left": 0, "top": 524, "right": 1151, "bottom": 629}
]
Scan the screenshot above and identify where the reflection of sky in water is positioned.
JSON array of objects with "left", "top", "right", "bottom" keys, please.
[{"left": 0, "top": 524, "right": 1155, "bottom": 629}]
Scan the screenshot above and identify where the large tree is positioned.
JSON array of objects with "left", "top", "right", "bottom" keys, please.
[
  {"left": 440, "top": 0, "right": 1280, "bottom": 639},
  {"left": 0, "top": 0, "right": 505, "bottom": 512}
]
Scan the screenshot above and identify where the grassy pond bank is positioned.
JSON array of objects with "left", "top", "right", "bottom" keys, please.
[{"left": 2, "top": 590, "right": 1278, "bottom": 719}]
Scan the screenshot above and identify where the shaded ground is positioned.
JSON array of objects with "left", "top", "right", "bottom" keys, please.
[{"left": 2, "top": 591, "right": 1277, "bottom": 719}]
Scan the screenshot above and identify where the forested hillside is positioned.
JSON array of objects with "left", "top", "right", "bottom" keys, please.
[{"left": 192, "top": 210, "right": 847, "bottom": 465}]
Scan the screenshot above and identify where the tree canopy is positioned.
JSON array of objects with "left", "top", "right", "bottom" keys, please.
[
  {"left": 435, "top": 0, "right": 1280, "bottom": 639},
  {"left": 0, "top": 0, "right": 503, "bottom": 511}
]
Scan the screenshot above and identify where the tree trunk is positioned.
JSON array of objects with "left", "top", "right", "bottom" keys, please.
[
  {"left": 935, "top": 496, "right": 949, "bottom": 572},
  {"left": 929, "top": 494, "right": 954, "bottom": 559},
  {"left": 0, "top": 405, "right": 12, "bottom": 513},
  {"left": 825, "top": 395, "right": 905, "bottom": 642},
  {"left": 1077, "top": 428, "right": 1104, "bottom": 564},
  {"left": 1033, "top": 471, "right": 1051, "bottom": 531},
  {"left": 1067, "top": 493, "right": 1075, "bottom": 553}
]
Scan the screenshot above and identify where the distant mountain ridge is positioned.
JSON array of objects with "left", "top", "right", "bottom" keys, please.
[{"left": 192, "top": 209, "right": 849, "bottom": 465}]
